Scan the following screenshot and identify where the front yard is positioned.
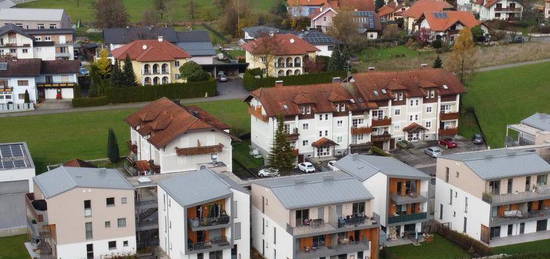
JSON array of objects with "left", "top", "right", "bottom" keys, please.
[
  {"left": 384, "top": 234, "right": 471, "bottom": 259},
  {"left": 0, "top": 235, "right": 29, "bottom": 259}
]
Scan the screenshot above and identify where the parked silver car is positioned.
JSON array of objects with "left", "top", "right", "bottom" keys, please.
[
  {"left": 258, "top": 168, "right": 279, "bottom": 177},
  {"left": 424, "top": 146, "right": 442, "bottom": 158}
]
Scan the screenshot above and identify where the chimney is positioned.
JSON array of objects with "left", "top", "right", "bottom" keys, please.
[
  {"left": 158, "top": 36, "right": 164, "bottom": 42},
  {"left": 275, "top": 80, "right": 284, "bottom": 87},
  {"left": 332, "top": 77, "right": 341, "bottom": 83}
]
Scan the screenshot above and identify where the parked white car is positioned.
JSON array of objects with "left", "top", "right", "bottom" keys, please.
[
  {"left": 258, "top": 168, "right": 279, "bottom": 177},
  {"left": 298, "top": 162, "right": 316, "bottom": 173},
  {"left": 327, "top": 160, "right": 338, "bottom": 171},
  {"left": 424, "top": 146, "right": 442, "bottom": 158}
]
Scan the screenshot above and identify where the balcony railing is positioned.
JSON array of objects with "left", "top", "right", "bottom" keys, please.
[
  {"left": 371, "top": 133, "right": 392, "bottom": 142},
  {"left": 188, "top": 237, "right": 230, "bottom": 252},
  {"left": 36, "top": 82, "right": 77, "bottom": 88},
  {"left": 351, "top": 126, "right": 373, "bottom": 135},
  {"left": 297, "top": 239, "right": 370, "bottom": 259},
  {"left": 372, "top": 117, "right": 392, "bottom": 127},
  {"left": 483, "top": 186, "right": 550, "bottom": 205},
  {"left": 390, "top": 191, "right": 428, "bottom": 205},
  {"left": 287, "top": 214, "right": 379, "bottom": 236},
  {"left": 439, "top": 127, "right": 458, "bottom": 136},
  {"left": 188, "top": 215, "right": 230, "bottom": 230},
  {"left": 388, "top": 212, "right": 427, "bottom": 224},
  {"left": 495, "top": 7, "right": 521, "bottom": 12},
  {"left": 440, "top": 112, "right": 459, "bottom": 121}
]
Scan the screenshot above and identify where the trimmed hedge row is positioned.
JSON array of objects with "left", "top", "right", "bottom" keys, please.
[
  {"left": 72, "top": 80, "right": 217, "bottom": 107},
  {"left": 427, "top": 220, "right": 491, "bottom": 257},
  {"left": 243, "top": 71, "right": 347, "bottom": 91}
]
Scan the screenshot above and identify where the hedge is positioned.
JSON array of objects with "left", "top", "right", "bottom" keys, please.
[
  {"left": 426, "top": 220, "right": 491, "bottom": 257},
  {"left": 72, "top": 96, "right": 110, "bottom": 107},
  {"left": 243, "top": 71, "right": 347, "bottom": 91}
]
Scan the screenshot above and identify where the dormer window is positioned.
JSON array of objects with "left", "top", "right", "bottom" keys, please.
[
  {"left": 426, "top": 89, "right": 436, "bottom": 99},
  {"left": 393, "top": 91, "right": 404, "bottom": 101},
  {"left": 335, "top": 103, "right": 346, "bottom": 112},
  {"left": 300, "top": 105, "right": 311, "bottom": 115}
]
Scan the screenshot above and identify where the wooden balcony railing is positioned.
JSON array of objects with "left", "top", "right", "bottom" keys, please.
[
  {"left": 248, "top": 106, "right": 269, "bottom": 122},
  {"left": 440, "top": 112, "right": 459, "bottom": 121},
  {"left": 439, "top": 127, "right": 459, "bottom": 136},
  {"left": 372, "top": 118, "right": 392, "bottom": 127},
  {"left": 371, "top": 133, "right": 392, "bottom": 142},
  {"left": 351, "top": 126, "right": 373, "bottom": 135},
  {"left": 36, "top": 82, "right": 77, "bottom": 88}
]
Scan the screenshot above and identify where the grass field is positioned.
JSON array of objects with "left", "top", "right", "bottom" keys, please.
[
  {"left": 0, "top": 235, "right": 29, "bottom": 259},
  {"left": 461, "top": 61, "right": 550, "bottom": 148},
  {"left": 492, "top": 239, "right": 550, "bottom": 255},
  {"left": 0, "top": 99, "right": 248, "bottom": 173},
  {"left": 18, "top": 0, "right": 275, "bottom": 24},
  {"left": 385, "top": 234, "right": 471, "bottom": 259},
  {"left": 359, "top": 46, "right": 433, "bottom": 63}
]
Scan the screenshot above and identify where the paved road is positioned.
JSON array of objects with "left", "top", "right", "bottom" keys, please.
[{"left": 0, "top": 79, "right": 249, "bottom": 118}]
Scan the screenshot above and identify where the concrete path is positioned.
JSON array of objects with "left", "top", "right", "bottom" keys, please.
[{"left": 477, "top": 58, "right": 550, "bottom": 72}]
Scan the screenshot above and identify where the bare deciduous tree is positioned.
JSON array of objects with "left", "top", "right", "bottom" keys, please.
[{"left": 94, "top": 0, "right": 129, "bottom": 28}]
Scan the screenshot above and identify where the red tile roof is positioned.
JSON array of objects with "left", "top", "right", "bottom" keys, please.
[
  {"left": 111, "top": 39, "right": 190, "bottom": 62},
  {"left": 312, "top": 137, "right": 338, "bottom": 147},
  {"left": 63, "top": 159, "right": 97, "bottom": 168},
  {"left": 247, "top": 69, "right": 465, "bottom": 117},
  {"left": 422, "top": 11, "right": 481, "bottom": 31},
  {"left": 402, "top": 0, "right": 453, "bottom": 19},
  {"left": 377, "top": 3, "right": 399, "bottom": 17},
  {"left": 329, "top": 0, "right": 375, "bottom": 11},
  {"left": 125, "top": 98, "right": 230, "bottom": 148},
  {"left": 242, "top": 34, "right": 319, "bottom": 56},
  {"left": 403, "top": 122, "right": 427, "bottom": 132}
]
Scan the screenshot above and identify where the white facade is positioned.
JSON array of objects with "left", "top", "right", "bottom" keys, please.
[
  {"left": 315, "top": 45, "right": 333, "bottom": 57},
  {"left": 250, "top": 206, "right": 296, "bottom": 259},
  {"left": 0, "top": 30, "right": 59, "bottom": 60},
  {"left": 0, "top": 72, "right": 77, "bottom": 107},
  {"left": 473, "top": 0, "right": 523, "bottom": 21},
  {"left": 56, "top": 236, "right": 137, "bottom": 259},
  {"left": 0, "top": 167, "right": 35, "bottom": 192},
  {"left": 130, "top": 129, "right": 233, "bottom": 174}
]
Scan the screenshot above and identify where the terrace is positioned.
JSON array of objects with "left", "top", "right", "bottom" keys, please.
[
  {"left": 297, "top": 239, "right": 370, "bottom": 259},
  {"left": 483, "top": 186, "right": 550, "bottom": 206},
  {"left": 287, "top": 213, "right": 380, "bottom": 237}
]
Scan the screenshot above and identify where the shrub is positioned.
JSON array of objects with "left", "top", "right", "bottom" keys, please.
[
  {"left": 106, "top": 80, "right": 217, "bottom": 103},
  {"left": 72, "top": 96, "right": 110, "bottom": 107},
  {"left": 243, "top": 71, "right": 346, "bottom": 91},
  {"left": 370, "top": 146, "right": 391, "bottom": 156},
  {"left": 179, "top": 61, "right": 211, "bottom": 82}
]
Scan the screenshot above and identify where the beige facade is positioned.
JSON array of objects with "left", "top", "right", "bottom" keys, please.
[
  {"left": 436, "top": 158, "right": 487, "bottom": 199},
  {"left": 245, "top": 51, "right": 316, "bottom": 78},
  {"left": 123, "top": 59, "right": 188, "bottom": 86}
]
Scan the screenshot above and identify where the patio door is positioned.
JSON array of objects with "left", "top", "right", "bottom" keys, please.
[
  {"left": 490, "top": 226, "right": 501, "bottom": 239},
  {"left": 86, "top": 244, "right": 93, "bottom": 259},
  {"left": 537, "top": 219, "right": 547, "bottom": 232}
]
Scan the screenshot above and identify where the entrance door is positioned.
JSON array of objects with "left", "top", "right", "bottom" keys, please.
[
  {"left": 86, "top": 244, "right": 93, "bottom": 259},
  {"left": 520, "top": 223, "right": 525, "bottom": 234},
  {"left": 490, "top": 226, "right": 501, "bottom": 239},
  {"left": 537, "top": 219, "right": 548, "bottom": 232}
]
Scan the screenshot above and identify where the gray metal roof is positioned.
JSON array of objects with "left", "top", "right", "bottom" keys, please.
[
  {"left": 242, "top": 26, "right": 280, "bottom": 38},
  {"left": 159, "top": 169, "right": 243, "bottom": 207},
  {"left": 0, "top": 8, "right": 65, "bottom": 21},
  {"left": 176, "top": 42, "right": 216, "bottom": 56},
  {"left": 34, "top": 167, "right": 133, "bottom": 199},
  {"left": 298, "top": 30, "right": 338, "bottom": 46},
  {"left": 521, "top": 113, "right": 550, "bottom": 131},
  {"left": 254, "top": 172, "right": 373, "bottom": 209},
  {"left": 0, "top": 24, "right": 32, "bottom": 39},
  {"left": 0, "top": 0, "right": 15, "bottom": 9},
  {"left": 0, "top": 142, "right": 34, "bottom": 171},
  {"left": 441, "top": 149, "right": 550, "bottom": 180},
  {"left": 335, "top": 154, "right": 430, "bottom": 181}
]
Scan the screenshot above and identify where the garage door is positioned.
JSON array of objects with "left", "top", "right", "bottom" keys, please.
[{"left": 0, "top": 180, "right": 29, "bottom": 229}]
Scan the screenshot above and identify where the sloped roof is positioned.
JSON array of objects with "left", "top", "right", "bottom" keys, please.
[
  {"left": 288, "top": 0, "right": 328, "bottom": 6},
  {"left": 312, "top": 137, "right": 338, "bottom": 147},
  {"left": 0, "top": 24, "right": 32, "bottom": 39},
  {"left": 159, "top": 169, "right": 245, "bottom": 207},
  {"left": 111, "top": 39, "right": 190, "bottom": 61},
  {"left": 63, "top": 159, "right": 97, "bottom": 168},
  {"left": 125, "top": 98, "right": 230, "bottom": 148},
  {"left": 176, "top": 42, "right": 216, "bottom": 56},
  {"left": 0, "top": 8, "right": 66, "bottom": 21},
  {"left": 336, "top": 154, "right": 430, "bottom": 181},
  {"left": 423, "top": 11, "right": 481, "bottom": 32},
  {"left": 329, "top": 0, "right": 375, "bottom": 11},
  {"left": 440, "top": 149, "right": 550, "bottom": 180},
  {"left": 104, "top": 27, "right": 178, "bottom": 44},
  {"left": 242, "top": 33, "right": 319, "bottom": 55},
  {"left": 34, "top": 167, "right": 133, "bottom": 199},
  {"left": 0, "top": 0, "right": 15, "bottom": 9},
  {"left": 402, "top": 0, "right": 453, "bottom": 19},
  {"left": 298, "top": 30, "right": 338, "bottom": 46},
  {"left": 377, "top": 2, "right": 399, "bottom": 17},
  {"left": 403, "top": 122, "right": 427, "bottom": 132},
  {"left": 41, "top": 60, "right": 80, "bottom": 74},
  {"left": 242, "top": 26, "right": 281, "bottom": 38},
  {"left": 254, "top": 171, "right": 373, "bottom": 209},
  {"left": 521, "top": 113, "right": 550, "bottom": 131}
]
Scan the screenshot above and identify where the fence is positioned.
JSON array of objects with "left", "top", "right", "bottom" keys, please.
[{"left": 0, "top": 103, "right": 34, "bottom": 113}]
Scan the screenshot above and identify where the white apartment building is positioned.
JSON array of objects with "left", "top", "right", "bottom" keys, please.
[
  {"left": 336, "top": 154, "right": 430, "bottom": 243},
  {"left": 506, "top": 113, "right": 550, "bottom": 147},
  {"left": 26, "top": 167, "right": 137, "bottom": 258},
  {"left": 158, "top": 168, "right": 250, "bottom": 259},
  {"left": 435, "top": 149, "right": 550, "bottom": 247},
  {"left": 250, "top": 172, "right": 381, "bottom": 259},
  {"left": 245, "top": 69, "right": 465, "bottom": 160},
  {"left": 472, "top": 0, "right": 523, "bottom": 21},
  {"left": 126, "top": 98, "right": 234, "bottom": 175},
  {"left": 0, "top": 24, "right": 75, "bottom": 61},
  {"left": 0, "top": 8, "right": 72, "bottom": 29}
]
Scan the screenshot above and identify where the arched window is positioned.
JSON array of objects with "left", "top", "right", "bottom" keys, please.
[
  {"left": 294, "top": 69, "right": 301, "bottom": 75},
  {"left": 277, "top": 57, "right": 285, "bottom": 68},
  {"left": 286, "top": 57, "right": 293, "bottom": 67},
  {"left": 153, "top": 77, "right": 159, "bottom": 85},
  {"left": 162, "top": 76, "right": 169, "bottom": 84},
  {"left": 278, "top": 70, "right": 284, "bottom": 76},
  {"left": 161, "top": 63, "right": 169, "bottom": 74},
  {"left": 152, "top": 64, "right": 159, "bottom": 74},
  {"left": 143, "top": 64, "right": 150, "bottom": 74},
  {"left": 286, "top": 70, "right": 293, "bottom": 76},
  {"left": 294, "top": 57, "right": 301, "bottom": 67},
  {"left": 144, "top": 77, "right": 151, "bottom": 85}
]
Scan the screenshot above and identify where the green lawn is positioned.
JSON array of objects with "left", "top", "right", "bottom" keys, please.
[
  {"left": 17, "top": 0, "right": 275, "bottom": 24},
  {"left": 385, "top": 234, "right": 471, "bottom": 259},
  {"left": 359, "top": 46, "right": 433, "bottom": 62},
  {"left": 233, "top": 140, "right": 264, "bottom": 169},
  {"left": 0, "top": 99, "right": 248, "bottom": 173},
  {"left": 461, "top": 61, "right": 550, "bottom": 148},
  {"left": 492, "top": 239, "right": 550, "bottom": 256},
  {"left": 0, "top": 235, "right": 29, "bottom": 259}
]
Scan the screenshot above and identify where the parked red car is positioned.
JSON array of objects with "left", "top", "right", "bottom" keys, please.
[{"left": 439, "top": 138, "right": 458, "bottom": 148}]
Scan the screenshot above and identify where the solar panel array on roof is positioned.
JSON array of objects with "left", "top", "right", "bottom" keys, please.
[
  {"left": 434, "top": 12, "right": 448, "bottom": 18},
  {"left": 0, "top": 143, "right": 32, "bottom": 170}
]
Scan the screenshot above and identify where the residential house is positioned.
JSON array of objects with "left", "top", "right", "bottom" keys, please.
[
  {"left": 243, "top": 33, "right": 318, "bottom": 77},
  {"left": 546, "top": 0, "right": 550, "bottom": 19},
  {"left": 288, "top": 0, "right": 329, "bottom": 17},
  {"left": 402, "top": 0, "right": 453, "bottom": 32},
  {"left": 506, "top": 113, "right": 550, "bottom": 148},
  {"left": 242, "top": 26, "right": 281, "bottom": 41},
  {"left": 111, "top": 38, "right": 190, "bottom": 85},
  {"left": 336, "top": 154, "right": 430, "bottom": 244},
  {"left": 417, "top": 11, "right": 487, "bottom": 42},
  {"left": 378, "top": 2, "right": 408, "bottom": 23},
  {"left": 0, "top": 142, "right": 35, "bottom": 236},
  {"left": 25, "top": 27, "right": 76, "bottom": 60},
  {"left": 0, "top": 58, "right": 80, "bottom": 109},
  {"left": 125, "top": 98, "right": 234, "bottom": 175},
  {"left": 472, "top": 0, "right": 524, "bottom": 21},
  {"left": 298, "top": 30, "right": 338, "bottom": 57},
  {"left": 434, "top": 149, "right": 550, "bottom": 246},
  {"left": 245, "top": 68, "right": 465, "bottom": 159},
  {"left": 158, "top": 168, "right": 250, "bottom": 259},
  {"left": 309, "top": 4, "right": 381, "bottom": 39},
  {"left": 288, "top": 0, "right": 376, "bottom": 17},
  {"left": 104, "top": 27, "right": 217, "bottom": 65},
  {"left": 250, "top": 172, "right": 380, "bottom": 259},
  {"left": 26, "top": 166, "right": 136, "bottom": 258},
  {"left": 354, "top": 11, "right": 383, "bottom": 39},
  {"left": 0, "top": 8, "right": 72, "bottom": 29}
]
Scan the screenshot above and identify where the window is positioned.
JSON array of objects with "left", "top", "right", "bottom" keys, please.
[
  {"left": 85, "top": 222, "right": 93, "bottom": 240},
  {"left": 319, "top": 114, "right": 323, "bottom": 120},
  {"left": 336, "top": 103, "right": 345, "bottom": 112},
  {"left": 273, "top": 227, "right": 276, "bottom": 244},
  {"left": 441, "top": 104, "right": 451, "bottom": 113},
  {"left": 301, "top": 105, "right": 311, "bottom": 115},
  {"left": 108, "top": 241, "right": 116, "bottom": 250},
  {"left": 175, "top": 61, "right": 180, "bottom": 67},
  {"left": 456, "top": 172, "right": 460, "bottom": 178},
  {"left": 234, "top": 222, "right": 242, "bottom": 240},
  {"left": 319, "top": 131, "right": 323, "bottom": 137},
  {"left": 463, "top": 217, "right": 467, "bottom": 233},
  {"left": 537, "top": 175, "right": 547, "bottom": 186},
  {"left": 409, "top": 115, "right": 413, "bottom": 121},
  {"left": 526, "top": 176, "right": 531, "bottom": 191},
  {"left": 372, "top": 110, "right": 383, "bottom": 120},
  {"left": 9, "top": 49, "right": 15, "bottom": 54},
  {"left": 234, "top": 201, "right": 238, "bottom": 218},
  {"left": 117, "top": 218, "right": 126, "bottom": 228},
  {"left": 337, "top": 120, "right": 343, "bottom": 127},
  {"left": 22, "top": 49, "right": 28, "bottom": 53},
  {"left": 262, "top": 218, "right": 265, "bottom": 234},
  {"left": 38, "top": 24, "right": 45, "bottom": 29},
  {"left": 84, "top": 200, "right": 92, "bottom": 217},
  {"left": 410, "top": 100, "right": 414, "bottom": 106},
  {"left": 295, "top": 209, "right": 309, "bottom": 226},
  {"left": 490, "top": 181, "right": 500, "bottom": 194},
  {"left": 336, "top": 136, "right": 342, "bottom": 143},
  {"left": 324, "top": 130, "right": 328, "bottom": 136},
  {"left": 302, "top": 140, "right": 309, "bottom": 146},
  {"left": 415, "top": 100, "right": 419, "bottom": 105},
  {"left": 445, "top": 168, "right": 450, "bottom": 182},
  {"left": 49, "top": 24, "right": 57, "bottom": 29},
  {"left": 426, "top": 106, "right": 432, "bottom": 113},
  {"left": 123, "top": 241, "right": 128, "bottom": 247},
  {"left": 394, "top": 109, "right": 400, "bottom": 115},
  {"left": 465, "top": 197, "right": 468, "bottom": 213},
  {"left": 105, "top": 221, "right": 111, "bottom": 228},
  {"left": 415, "top": 114, "right": 419, "bottom": 120},
  {"left": 352, "top": 119, "right": 364, "bottom": 127},
  {"left": 121, "top": 197, "right": 127, "bottom": 204},
  {"left": 425, "top": 121, "right": 431, "bottom": 128},
  {"left": 106, "top": 197, "right": 115, "bottom": 206},
  {"left": 353, "top": 202, "right": 365, "bottom": 215},
  {"left": 302, "top": 123, "right": 309, "bottom": 130},
  {"left": 325, "top": 114, "right": 328, "bottom": 120},
  {"left": 507, "top": 178, "right": 513, "bottom": 194},
  {"left": 449, "top": 189, "right": 453, "bottom": 205}
]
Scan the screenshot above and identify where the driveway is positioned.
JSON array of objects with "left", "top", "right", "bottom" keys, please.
[{"left": 216, "top": 78, "right": 248, "bottom": 98}]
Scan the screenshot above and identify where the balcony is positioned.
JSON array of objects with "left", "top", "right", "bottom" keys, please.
[
  {"left": 371, "top": 133, "right": 392, "bottom": 142},
  {"left": 495, "top": 7, "right": 521, "bottom": 12},
  {"left": 287, "top": 128, "right": 300, "bottom": 141},
  {"left": 188, "top": 236, "right": 231, "bottom": 253},
  {"left": 287, "top": 214, "right": 379, "bottom": 237},
  {"left": 188, "top": 214, "right": 230, "bottom": 231},
  {"left": 388, "top": 212, "right": 428, "bottom": 224},
  {"left": 127, "top": 141, "right": 137, "bottom": 154},
  {"left": 55, "top": 51, "right": 72, "bottom": 58},
  {"left": 0, "top": 87, "right": 13, "bottom": 93},
  {"left": 36, "top": 82, "right": 77, "bottom": 88},
  {"left": 483, "top": 186, "right": 550, "bottom": 206},
  {"left": 143, "top": 70, "right": 151, "bottom": 75},
  {"left": 440, "top": 112, "right": 459, "bottom": 121},
  {"left": 372, "top": 118, "right": 392, "bottom": 127},
  {"left": 351, "top": 126, "right": 373, "bottom": 135},
  {"left": 297, "top": 239, "right": 370, "bottom": 259},
  {"left": 390, "top": 192, "right": 428, "bottom": 205},
  {"left": 491, "top": 208, "right": 550, "bottom": 227},
  {"left": 439, "top": 127, "right": 458, "bottom": 136}
]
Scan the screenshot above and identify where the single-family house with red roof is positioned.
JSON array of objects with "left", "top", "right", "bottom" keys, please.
[
  {"left": 472, "top": 0, "right": 523, "bottom": 21},
  {"left": 402, "top": 0, "right": 453, "bottom": 32},
  {"left": 417, "top": 11, "right": 488, "bottom": 42}
]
